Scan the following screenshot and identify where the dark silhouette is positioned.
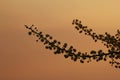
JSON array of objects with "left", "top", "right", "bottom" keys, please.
[{"left": 25, "top": 19, "right": 120, "bottom": 68}]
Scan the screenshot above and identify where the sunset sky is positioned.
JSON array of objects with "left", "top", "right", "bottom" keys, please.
[{"left": 0, "top": 0, "right": 120, "bottom": 80}]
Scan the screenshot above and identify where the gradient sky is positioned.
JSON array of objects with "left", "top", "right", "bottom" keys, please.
[{"left": 0, "top": 0, "right": 120, "bottom": 80}]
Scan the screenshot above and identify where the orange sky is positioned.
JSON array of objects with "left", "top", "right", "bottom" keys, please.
[{"left": 0, "top": 0, "right": 120, "bottom": 80}]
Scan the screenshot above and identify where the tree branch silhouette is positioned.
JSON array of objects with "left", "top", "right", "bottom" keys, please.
[{"left": 25, "top": 19, "right": 120, "bottom": 68}]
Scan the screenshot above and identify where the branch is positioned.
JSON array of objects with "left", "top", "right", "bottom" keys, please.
[{"left": 25, "top": 20, "right": 120, "bottom": 68}]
